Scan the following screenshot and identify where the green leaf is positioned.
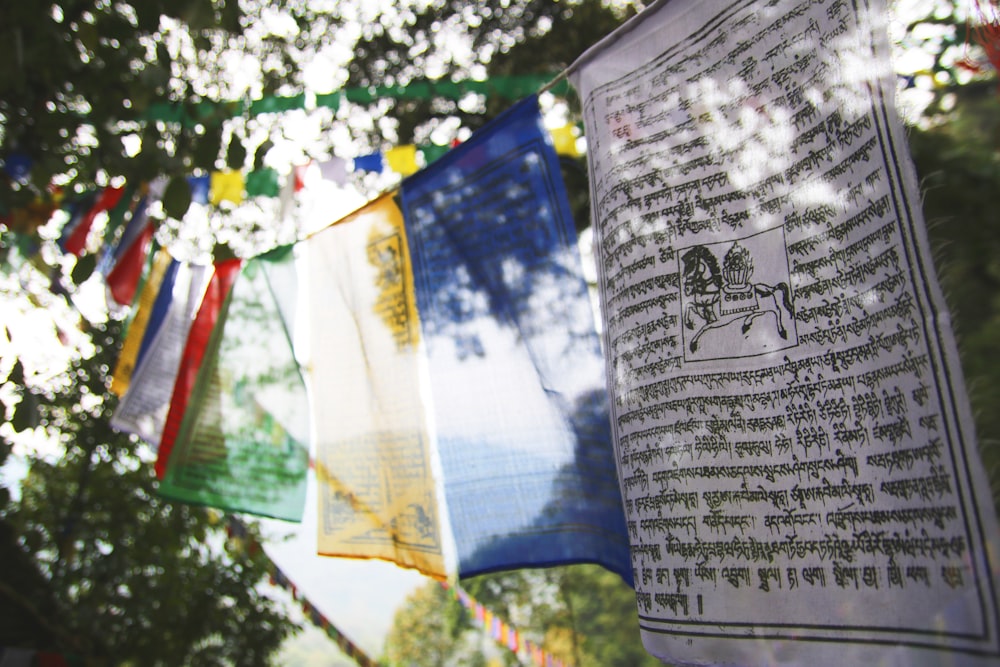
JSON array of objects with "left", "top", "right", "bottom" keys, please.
[
  {"left": 162, "top": 176, "right": 192, "bottom": 220},
  {"left": 71, "top": 253, "right": 98, "bottom": 286}
]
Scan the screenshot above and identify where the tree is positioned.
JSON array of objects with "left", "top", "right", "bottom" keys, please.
[
  {"left": 383, "top": 580, "right": 483, "bottom": 667},
  {"left": 908, "top": 91, "right": 1000, "bottom": 506},
  {"left": 1, "top": 316, "right": 298, "bottom": 664},
  {"left": 383, "top": 566, "right": 663, "bottom": 667}
]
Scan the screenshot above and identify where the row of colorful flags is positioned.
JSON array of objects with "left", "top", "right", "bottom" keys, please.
[
  {"left": 224, "top": 518, "right": 380, "bottom": 667},
  {"left": 440, "top": 580, "right": 572, "bottom": 667},
  {"left": 90, "top": 94, "right": 632, "bottom": 586},
  {"left": 0, "top": 121, "right": 582, "bottom": 242},
  {"left": 224, "top": 516, "right": 573, "bottom": 667},
  {"left": 3, "top": 89, "right": 626, "bottom": 667}
]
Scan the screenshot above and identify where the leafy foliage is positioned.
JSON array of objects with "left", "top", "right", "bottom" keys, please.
[
  {"left": 0, "top": 318, "right": 297, "bottom": 664},
  {"left": 384, "top": 566, "right": 662, "bottom": 667},
  {"left": 908, "top": 91, "right": 1000, "bottom": 506},
  {"left": 0, "top": 0, "right": 342, "bottom": 224},
  {"left": 383, "top": 580, "right": 481, "bottom": 667}
]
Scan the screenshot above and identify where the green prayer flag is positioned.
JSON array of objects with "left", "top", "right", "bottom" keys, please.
[
  {"left": 158, "top": 245, "right": 309, "bottom": 521},
  {"left": 419, "top": 143, "right": 450, "bottom": 165},
  {"left": 250, "top": 94, "right": 306, "bottom": 116},
  {"left": 315, "top": 92, "right": 342, "bottom": 111},
  {"left": 245, "top": 168, "right": 281, "bottom": 198}
]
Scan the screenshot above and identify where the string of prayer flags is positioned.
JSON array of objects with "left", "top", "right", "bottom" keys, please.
[
  {"left": 249, "top": 93, "right": 307, "bottom": 116},
  {"left": 56, "top": 191, "right": 98, "bottom": 254},
  {"left": 306, "top": 95, "right": 632, "bottom": 582},
  {"left": 154, "top": 258, "right": 242, "bottom": 479},
  {"left": 111, "top": 261, "right": 210, "bottom": 444},
  {"left": 142, "top": 73, "right": 571, "bottom": 123},
  {"left": 305, "top": 195, "right": 444, "bottom": 575},
  {"left": 158, "top": 246, "right": 309, "bottom": 521},
  {"left": 385, "top": 145, "right": 420, "bottom": 176},
  {"left": 569, "top": 0, "right": 1000, "bottom": 664},
  {"left": 440, "top": 581, "right": 568, "bottom": 667},
  {"left": 397, "top": 94, "right": 631, "bottom": 581},
  {"left": 209, "top": 170, "right": 244, "bottom": 206},
  {"left": 218, "top": 516, "right": 379, "bottom": 667},
  {"left": 265, "top": 565, "right": 380, "bottom": 667}
]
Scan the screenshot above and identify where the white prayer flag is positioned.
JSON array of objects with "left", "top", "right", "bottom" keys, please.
[
  {"left": 111, "top": 262, "right": 210, "bottom": 448},
  {"left": 569, "top": 0, "right": 1000, "bottom": 664}
]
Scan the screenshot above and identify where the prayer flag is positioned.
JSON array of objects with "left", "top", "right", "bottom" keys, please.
[
  {"left": 111, "top": 262, "right": 210, "bottom": 445},
  {"left": 399, "top": 95, "right": 632, "bottom": 580},
  {"left": 188, "top": 175, "right": 210, "bottom": 205},
  {"left": 317, "top": 158, "right": 348, "bottom": 184},
  {"left": 61, "top": 184, "right": 125, "bottom": 256},
  {"left": 155, "top": 258, "right": 242, "bottom": 478},
  {"left": 245, "top": 168, "right": 281, "bottom": 198},
  {"left": 385, "top": 144, "right": 419, "bottom": 175},
  {"left": 96, "top": 184, "right": 142, "bottom": 276},
  {"left": 209, "top": 170, "right": 244, "bottom": 206},
  {"left": 98, "top": 190, "right": 147, "bottom": 276},
  {"left": 419, "top": 143, "right": 450, "bottom": 165},
  {"left": 306, "top": 195, "right": 446, "bottom": 576},
  {"left": 110, "top": 248, "right": 173, "bottom": 395},
  {"left": 293, "top": 163, "right": 310, "bottom": 191},
  {"left": 56, "top": 192, "right": 98, "bottom": 254},
  {"left": 569, "top": 0, "right": 1000, "bottom": 664},
  {"left": 104, "top": 220, "right": 154, "bottom": 307},
  {"left": 157, "top": 246, "right": 309, "bottom": 521},
  {"left": 548, "top": 125, "right": 581, "bottom": 157},
  {"left": 352, "top": 152, "right": 384, "bottom": 173}
]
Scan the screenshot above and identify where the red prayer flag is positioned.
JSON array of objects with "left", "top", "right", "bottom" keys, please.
[
  {"left": 154, "top": 258, "right": 241, "bottom": 479},
  {"left": 62, "top": 185, "right": 126, "bottom": 256},
  {"left": 105, "top": 222, "right": 154, "bottom": 306}
]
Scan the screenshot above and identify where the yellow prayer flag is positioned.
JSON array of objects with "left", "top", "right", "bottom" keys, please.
[
  {"left": 306, "top": 194, "right": 446, "bottom": 577},
  {"left": 549, "top": 125, "right": 581, "bottom": 157},
  {"left": 385, "top": 144, "right": 420, "bottom": 176},
  {"left": 110, "top": 249, "right": 173, "bottom": 395},
  {"left": 209, "top": 170, "right": 245, "bottom": 206}
]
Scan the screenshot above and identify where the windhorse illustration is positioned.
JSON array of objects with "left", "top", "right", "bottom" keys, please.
[{"left": 681, "top": 242, "right": 795, "bottom": 354}]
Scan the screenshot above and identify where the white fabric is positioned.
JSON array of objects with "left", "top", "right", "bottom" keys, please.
[{"left": 570, "top": 0, "right": 1000, "bottom": 664}]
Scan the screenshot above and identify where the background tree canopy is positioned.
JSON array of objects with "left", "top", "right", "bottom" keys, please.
[{"left": 2, "top": 0, "right": 999, "bottom": 665}]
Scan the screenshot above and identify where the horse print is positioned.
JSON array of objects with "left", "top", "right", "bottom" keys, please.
[{"left": 679, "top": 229, "right": 797, "bottom": 361}]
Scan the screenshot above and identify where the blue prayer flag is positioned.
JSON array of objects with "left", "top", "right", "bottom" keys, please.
[
  {"left": 352, "top": 152, "right": 384, "bottom": 173},
  {"left": 187, "top": 175, "right": 210, "bottom": 205},
  {"left": 399, "top": 95, "right": 632, "bottom": 582}
]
